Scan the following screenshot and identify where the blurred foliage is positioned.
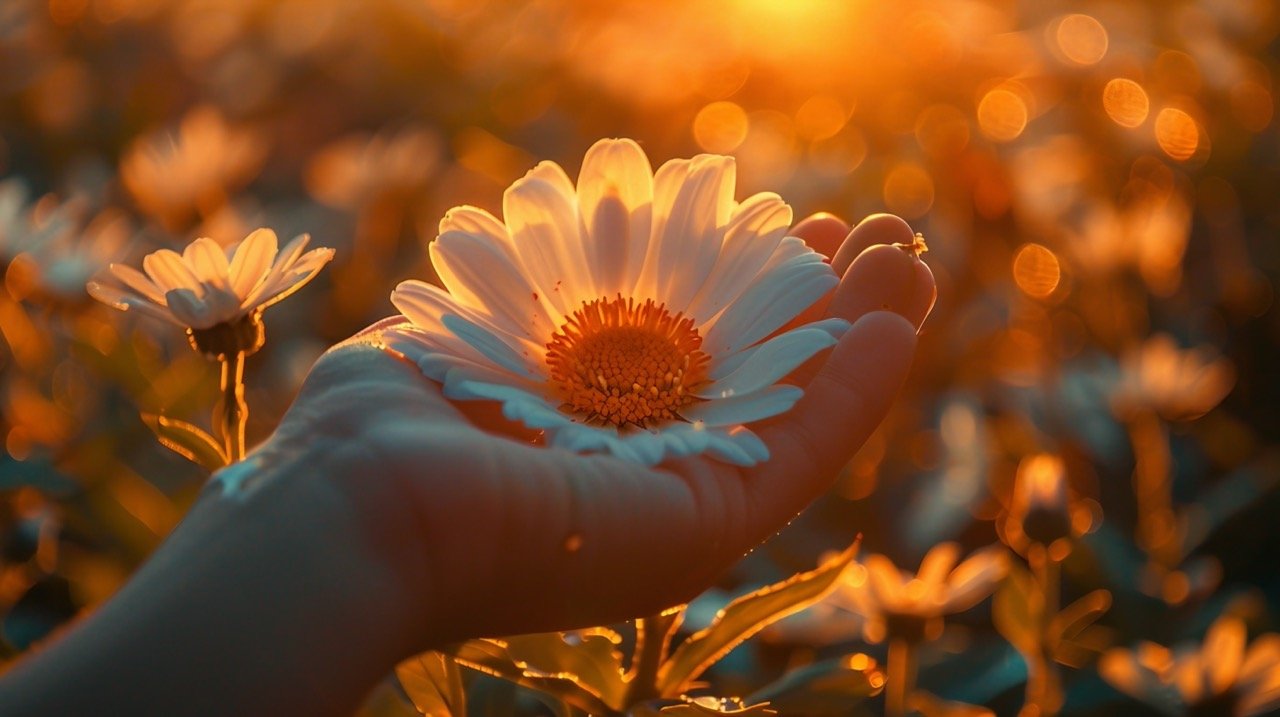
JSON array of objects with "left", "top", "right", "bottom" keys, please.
[{"left": 2, "top": 0, "right": 1279, "bottom": 714}]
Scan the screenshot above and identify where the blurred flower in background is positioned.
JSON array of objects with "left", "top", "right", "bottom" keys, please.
[
  {"left": 1099, "top": 614, "right": 1280, "bottom": 717},
  {"left": 839, "top": 543, "right": 1009, "bottom": 645},
  {"left": 120, "top": 107, "right": 267, "bottom": 233}
]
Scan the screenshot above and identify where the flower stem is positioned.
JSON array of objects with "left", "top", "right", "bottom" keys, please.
[
  {"left": 886, "top": 637, "right": 917, "bottom": 717},
  {"left": 627, "top": 611, "right": 675, "bottom": 703},
  {"left": 1128, "top": 409, "right": 1177, "bottom": 569},
  {"left": 218, "top": 351, "right": 248, "bottom": 463},
  {"left": 1025, "top": 546, "right": 1063, "bottom": 716}
]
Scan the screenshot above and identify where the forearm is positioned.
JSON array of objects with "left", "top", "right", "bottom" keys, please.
[{"left": 0, "top": 452, "right": 425, "bottom": 717}]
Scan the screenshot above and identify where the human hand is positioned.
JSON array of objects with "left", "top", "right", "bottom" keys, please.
[
  {"left": 0, "top": 213, "right": 934, "bottom": 717},
  {"left": 258, "top": 212, "right": 936, "bottom": 644}
]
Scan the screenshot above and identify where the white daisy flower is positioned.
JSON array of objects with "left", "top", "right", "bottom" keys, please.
[
  {"left": 387, "top": 138, "right": 848, "bottom": 467},
  {"left": 88, "top": 228, "right": 334, "bottom": 358}
]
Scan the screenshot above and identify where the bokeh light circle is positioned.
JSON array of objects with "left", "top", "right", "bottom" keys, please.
[
  {"left": 693, "top": 101, "right": 750, "bottom": 153},
  {"left": 1155, "top": 107, "right": 1200, "bottom": 161},
  {"left": 978, "top": 88, "right": 1028, "bottom": 142},
  {"left": 1013, "top": 243, "right": 1062, "bottom": 299},
  {"left": 1102, "top": 79, "right": 1150, "bottom": 128}
]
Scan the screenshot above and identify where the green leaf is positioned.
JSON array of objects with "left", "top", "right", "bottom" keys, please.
[
  {"left": 656, "top": 541, "right": 859, "bottom": 697},
  {"left": 1050, "top": 589, "right": 1111, "bottom": 648},
  {"left": 466, "top": 675, "right": 520, "bottom": 717},
  {"left": 396, "top": 652, "right": 466, "bottom": 716},
  {"left": 502, "top": 629, "right": 628, "bottom": 710},
  {"left": 140, "top": 413, "right": 227, "bottom": 471},
  {"left": 356, "top": 678, "right": 422, "bottom": 717},
  {"left": 992, "top": 562, "right": 1042, "bottom": 661},
  {"left": 658, "top": 697, "right": 777, "bottom": 715},
  {"left": 1051, "top": 590, "right": 1114, "bottom": 668},
  {"left": 908, "top": 690, "right": 995, "bottom": 717},
  {"left": 444, "top": 637, "right": 615, "bottom": 715},
  {"left": 746, "top": 654, "right": 883, "bottom": 715}
]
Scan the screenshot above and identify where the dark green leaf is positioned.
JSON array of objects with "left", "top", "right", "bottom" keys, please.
[
  {"left": 140, "top": 413, "right": 227, "bottom": 471},
  {"left": 445, "top": 637, "right": 614, "bottom": 715},
  {"left": 396, "top": 652, "right": 466, "bottom": 716},
  {"left": 747, "top": 654, "right": 883, "bottom": 715},
  {"left": 659, "top": 697, "right": 777, "bottom": 715},
  {"left": 992, "top": 562, "right": 1042, "bottom": 661},
  {"left": 908, "top": 690, "right": 995, "bottom": 717},
  {"left": 656, "top": 541, "right": 858, "bottom": 697},
  {"left": 502, "top": 629, "right": 628, "bottom": 710},
  {"left": 357, "top": 679, "right": 422, "bottom": 717},
  {"left": 1050, "top": 589, "right": 1111, "bottom": 648}
]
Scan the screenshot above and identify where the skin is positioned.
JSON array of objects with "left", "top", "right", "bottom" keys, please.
[{"left": 0, "top": 214, "right": 935, "bottom": 716}]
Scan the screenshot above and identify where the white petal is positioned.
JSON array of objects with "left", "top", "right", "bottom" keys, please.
[
  {"left": 550, "top": 424, "right": 649, "bottom": 464},
  {"left": 917, "top": 543, "right": 961, "bottom": 588},
  {"left": 682, "top": 385, "right": 804, "bottom": 427},
  {"left": 1098, "top": 650, "right": 1157, "bottom": 702},
  {"left": 862, "top": 555, "right": 908, "bottom": 611},
  {"left": 697, "top": 326, "right": 841, "bottom": 399},
  {"left": 108, "top": 263, "right": 166, "bottom": 304},
  {"left": 497, "top": 392, "right": 575, "bottom": 430},
  {"left": 728, "top": 427, "right": 770, "bottom": 463},
  {"left": 943, "top": 547, "right": 1009, "bottom": 612},
  {"left": 1204, "top": 617, "right": 1246, "bottom": 694},
  {"left": 391, "top": 281, "right": 543, "bottom": 364},
  {"left": 703, "top": 252, "right": 837, "bottom": 356},
  {"left": 634, "top": 158, "right": 690, "bottom": 299},
  {"left": 663, "top": 422, "right": 712, "bottom": 456},
  {"left": 228, "top": 228, "right": 278, "bottom": 298},
  {"left": 240, "top": 233, "right": 318, "bottom": 304},
  {"left": 1239, "top": 635, "right": 1280, "bottom": 691},
  {"left": 710, "top": 317, "right": 850, "bottom": 378},
  {"left": 651, "top": 154, "right": 736, "bottom": 309},
  {"left": 248, "top": 247, "right": 334, "bottom": 311},
  {"left": 686, "top": 192, "right": 792, "bottom": 324},
  {"left": 441, "top": 369, "right": 552, "bottom": 409},
  {"left": 430, "top": 229, "right": 557, "bottom": 338},
  {"left": 442, "top": 313, "right": 541, "bottom": 379},
  {"left": 439, "top": 205, "right": 514, "bottom": 253},
  {"left": 165, "top": 288, "right": 214, "bottom": 328},
  {"left": 619, "top": 430, "right": 666, "bottom": 466},
  {"left": 143, "top": 249, "right": 201, "bottom": 293},
  {"left": 183, "top": 237, "right": 232, "bottom": 287},
  {"left": 383, "top": 325, "right": 491, "bottom": 377},
  {"left": 583, "top": 191, "right": 632, "bottom": 298},
  {"left": 87, "top": 282, "right": 182, "bottom": 325},
  {"left": 704, "top": 430, "right": 756, "bottom": 466},
  {"left": 577, "top": 138, "right": 654, "bottom": 296},
  {"left": 503, "top": 164, "right": 589, "bottom": 313}
]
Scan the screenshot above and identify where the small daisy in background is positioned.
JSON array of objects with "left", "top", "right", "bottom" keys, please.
[
  {"left": 1111, "top": 333, "right": 1236, "bottom": 423},
  {"left": 1099, "top": 614, "right": 1280, "bottom": 717},
  {"left": 120, "top": 106, "right": 267, "bottom": 232},
  {"left": 387, "top": 137, "right": 847, "bottom": 467},
  {"left": 88, "top": 228, "right": 334, "bottom": 464},
  {"left": 836, "top": 543, "right": 1009, "bottom": 717}
]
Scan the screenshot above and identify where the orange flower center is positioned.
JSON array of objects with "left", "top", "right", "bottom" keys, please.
[{"left": 546, "top": 296, "right": 710, "bottom": 428}]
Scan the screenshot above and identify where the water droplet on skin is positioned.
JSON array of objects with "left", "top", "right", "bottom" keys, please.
[{"left": 564, "top": 533, "right": 583, "bottom": 553}]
